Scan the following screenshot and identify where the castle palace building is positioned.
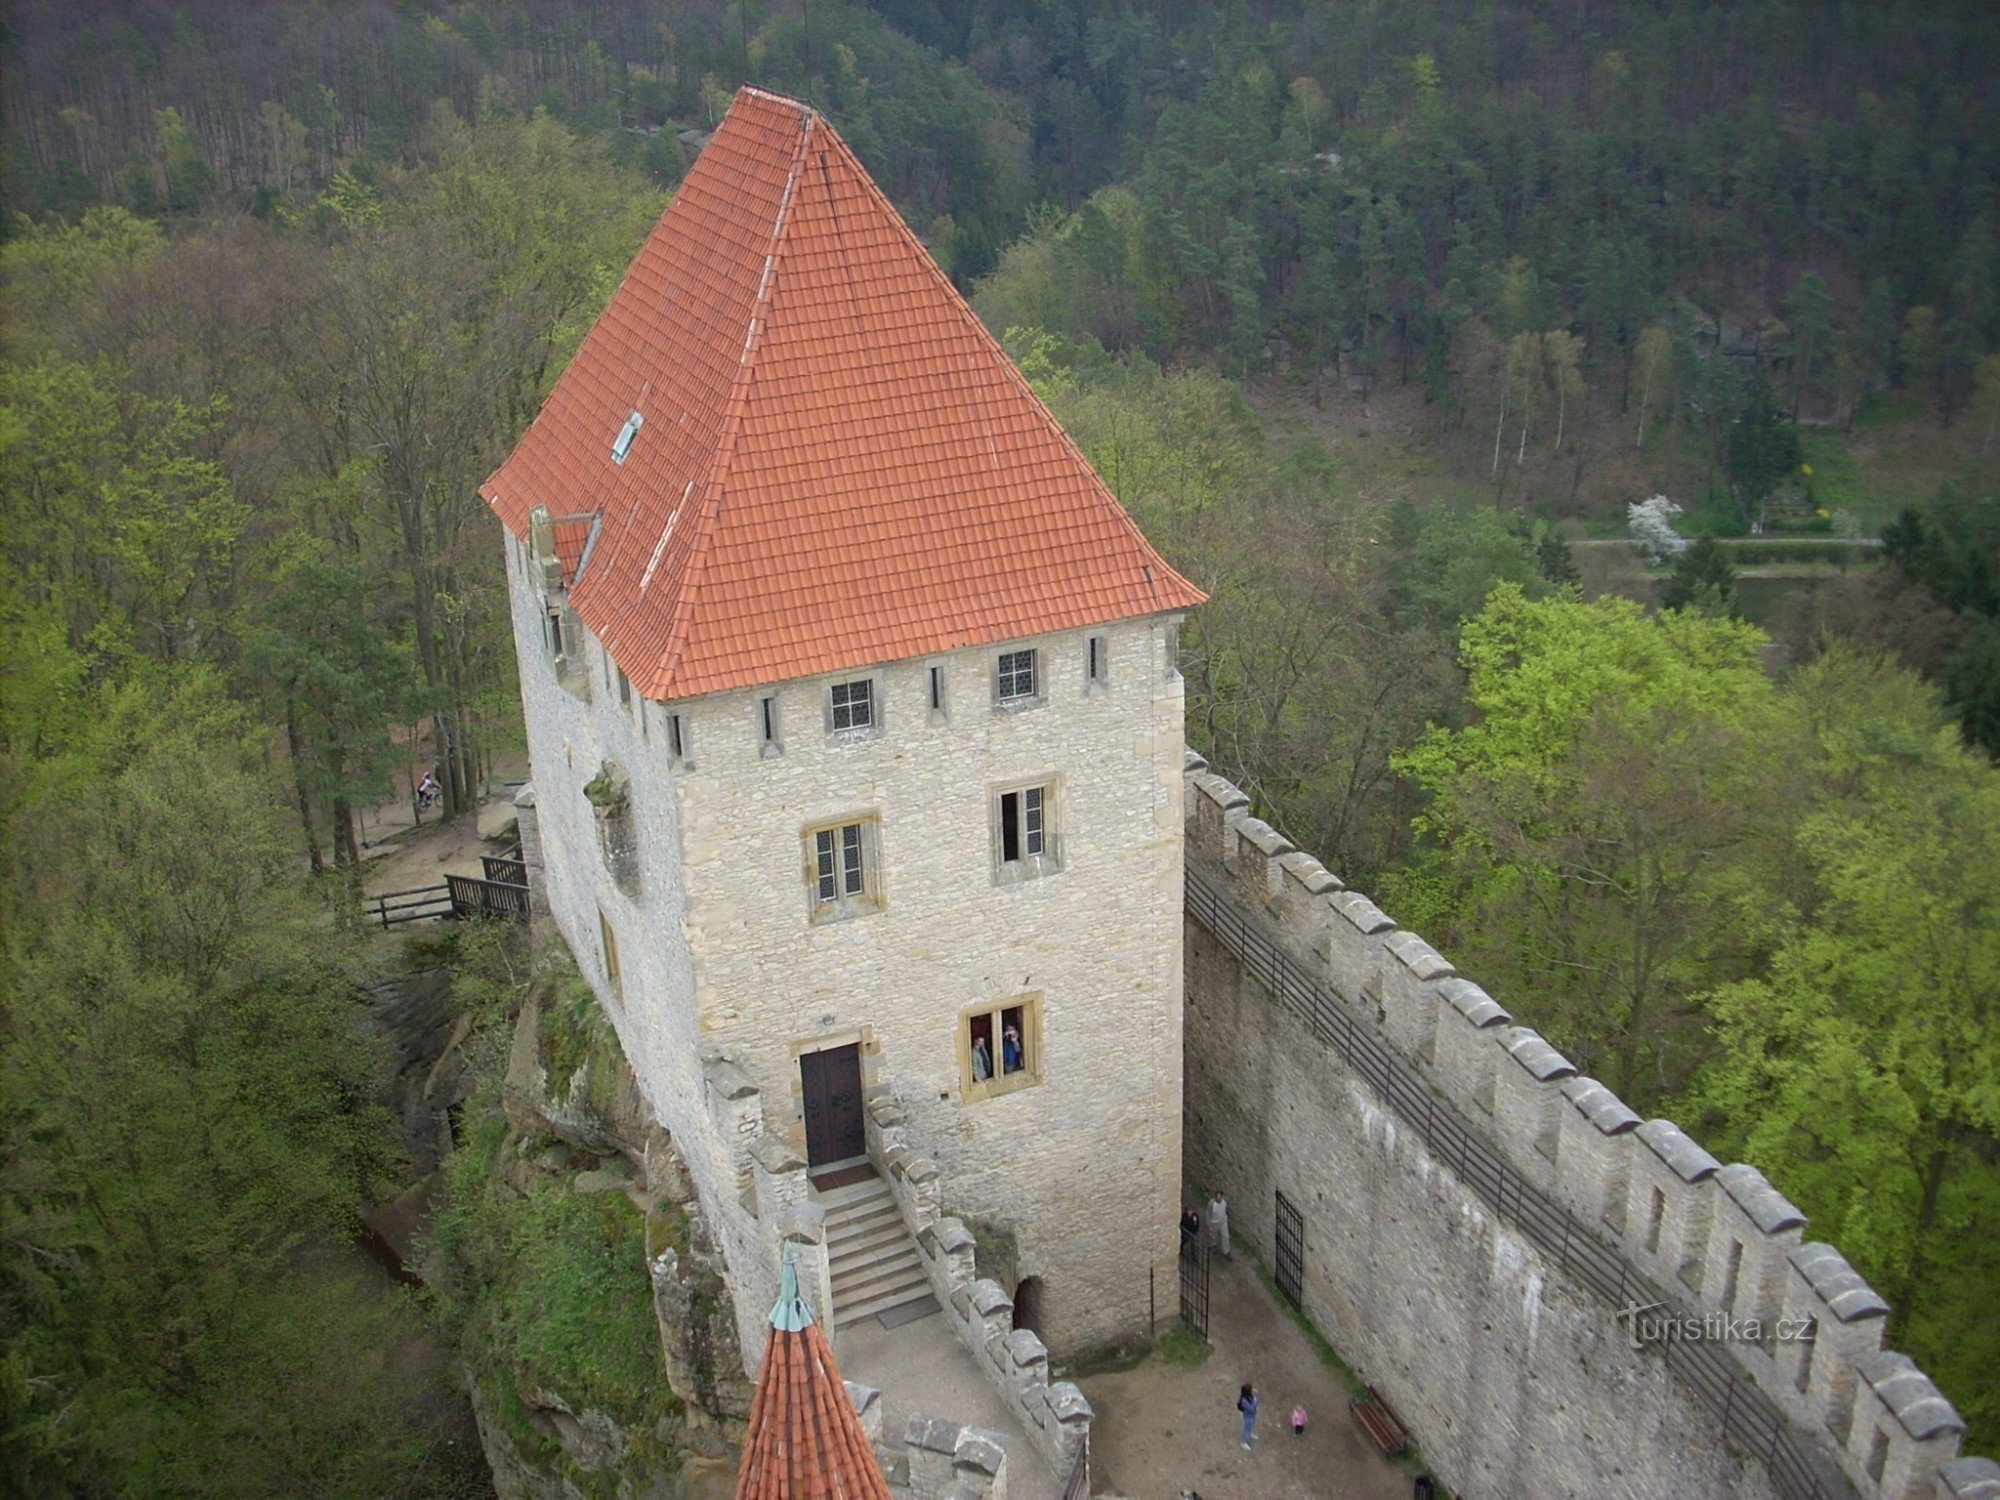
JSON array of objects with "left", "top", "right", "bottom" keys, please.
[{"left": 482, "top": 86, "right": 1205, "bottom": 1368}]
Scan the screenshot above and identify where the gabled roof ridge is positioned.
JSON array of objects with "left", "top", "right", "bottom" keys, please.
[
  {"left": 812, "top": 126, "right": 1201, "bottom": 612},
  {"left": 646, "top": 105, "right": 816, "bottom": 693}
]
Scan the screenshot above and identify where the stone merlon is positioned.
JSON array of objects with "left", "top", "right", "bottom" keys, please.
[
  {"left": 1715, "top": 1162, "right": 1807, "bottom": 1235},
  {"left": 1437, "top": 976, "right": 1510, "bottom": 1028},
  {"left": 1939, "top": 1457, "right": 2000, "bottom": 1497},
  {"left": 1384, "top": 928, "right": 1455, "bottom": 979},
  {"left": 1788, "top": 1242, "right": 1891, "bottom": 1323},
  {"left": 1278, "top": 850, "right": 1344, "bottom": 894},
  {"left": 1854, "top": 1351, "right": 1966, "bottom": 1441},
  {"left": 1498, "top": 1027, "right": 1576, "bottom": 1082},
  {"left": 952, "top": 1428, "right": 1007, "bottom": 1478},
  {"left": 1558, "top": 1076, "right": 1642, "bottom": 1134},
  {"left": 1330, "top": 890, "right": 1395, "bottom": 934},
  {"left": 1635, "top": 1118, "right": 1721, "bottom": 1182},
  {"left": 1193, "top": 772, "right": 1249, "bottom": 813},
  {"left": 702, "top": 1057, "right": 759, "bottom": 1101}
]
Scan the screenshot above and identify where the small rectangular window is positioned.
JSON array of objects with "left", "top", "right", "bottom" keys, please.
[
  {"left": 996, "top": 781, "right": 1056, "bottom": 876},
  {"left": 927, "top": 663, "right": 947, "bottom": 721},
  {"left": 829, "top": 679, "right": 874, "bottom": 732},
  {"left": 806, "top": 819, "right": 879, "bottom": 919},
  {"left": 1086, "top": 634, "right": 1108, "bottom": 691},
  {"left": 996, "top": 648, "right": 1037, "bottom": 704},
  {"left": 965, "top": 996, "right": 1039, "bottom": 1099},
  {"left": 617, "top": 667, "right": 632, "bottom": 709},
  {"left": 759, "top": 695, "right": 781, "bottom": 756},
  {"left": 612, "top": 409, "right": 644, "bottom": 464},
  {"left": 667, "top": 712, "right": 688, "bottom": 764}
]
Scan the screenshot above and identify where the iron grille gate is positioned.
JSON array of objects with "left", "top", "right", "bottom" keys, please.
[
  {"left": 1178, "top": 1235, "right": 1210, "bottom": 1341},
  {"left": 1274, "top": 1190, "right": 1304, "bottom": 1310}
]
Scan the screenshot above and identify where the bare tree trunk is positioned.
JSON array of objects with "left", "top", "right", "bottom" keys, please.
[
  {"left": 331, "top": 797, "right": 364, "bottom": 921},
  {"left": 284, "top": 700, "right": 325, "bottom": 876}
]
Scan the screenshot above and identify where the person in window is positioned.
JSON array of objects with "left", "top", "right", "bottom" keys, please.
[
  {"left": 1002, "top": 1024, "right": 1023, "bottom": 1074},
  {"left": 971, "top": 1034, "right": 992, "bottom": 1082}
]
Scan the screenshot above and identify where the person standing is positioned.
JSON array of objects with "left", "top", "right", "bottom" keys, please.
[
  {"left": 1180, "top": 1205, "right": 1201, "bottom": 1260},
  {"left": 1237, "top": 1383, "right": 1259, "bottom": 1449},
  {"left": 1292, "top": 1402, "right": 1308, "bottom": 1437},
  {"left": 1208, "top": 1191, "right": 1231, "bottom": 1257}
]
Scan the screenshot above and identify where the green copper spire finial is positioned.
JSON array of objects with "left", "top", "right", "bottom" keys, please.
[{"left": 769, "top": 1241, "right": 815, "bottom": 1333}]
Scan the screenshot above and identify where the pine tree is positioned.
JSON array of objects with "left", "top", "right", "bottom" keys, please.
[{"left": 1659, "top": 534, "right": 1739, "bottom": 615}]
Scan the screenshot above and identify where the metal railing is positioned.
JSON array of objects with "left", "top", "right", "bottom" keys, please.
[
  {"left": 1186, "top": 866, "right": 1847, "bottom": 1500},
  {"left": 1061, "top": 1433, "right": 1089, "bottom": 1500}
]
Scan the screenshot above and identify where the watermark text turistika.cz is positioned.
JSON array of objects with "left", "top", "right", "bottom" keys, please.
[{"left": 1616, "top": 1302, "right": 1813, "bottom": 1351}]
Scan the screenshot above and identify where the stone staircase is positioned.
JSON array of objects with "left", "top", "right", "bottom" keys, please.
[{"left": 817, "top": 1171, "right": 937, "bottom": 1325}]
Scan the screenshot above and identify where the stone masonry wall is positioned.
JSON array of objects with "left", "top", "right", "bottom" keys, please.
[
  {"left": 663, "top": 611, "right": 1188, "bottom": 1359},
  {"left": 1181, "top": 753, "right": 1996, "bottom": 1500},
  {"left": 504, "top": 526, "right": 1190, "bottom": 1362}
]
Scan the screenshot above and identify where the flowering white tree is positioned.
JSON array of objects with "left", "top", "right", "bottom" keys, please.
[{"left": 1628, "top": 495, "right": 1690, "bottom": 564}]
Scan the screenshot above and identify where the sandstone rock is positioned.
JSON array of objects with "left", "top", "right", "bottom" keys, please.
[{"left": 478, "top": 802, "right": 520, "bottom": 842}]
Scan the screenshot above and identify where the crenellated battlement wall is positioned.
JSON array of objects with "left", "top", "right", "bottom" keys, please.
[{"left": 1181, "top": 752, "right": 1998, "bottom": 1500}]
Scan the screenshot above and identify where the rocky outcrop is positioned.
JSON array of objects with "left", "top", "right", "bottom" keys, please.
[{"left": 460, "top": 955, "right": 752, "bottom": 1497}]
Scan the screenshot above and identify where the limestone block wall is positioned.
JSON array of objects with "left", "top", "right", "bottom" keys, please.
[
  {"left": 505, "top": 538, "right": 794, "bottom": 1369},
  {"left": 1180, "top": 753, "right": 1983, "bottom": 1500},
  {"left": 861, "top": 1086, "right": 1094, "bottom": 1476},
  {"left": 505, "top": 527, "right": 1189, "bottom": 1364},
  {"left": 844, "top": 1381, "right": 1010, "bottom": 1499},
  {"left": 661, "top": 614, "right": 1189, "bottom": 1358}
]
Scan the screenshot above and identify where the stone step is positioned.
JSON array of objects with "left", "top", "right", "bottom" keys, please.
[
  {"left": 831, "top": 1224, "right": 923, "bottom": 1278},
  {"left": 826, "top": 1210, "right": 902, "bottom": 1248},
  {"left": 812, "top": 1173, "right": 891, "bottom": 1214},
  {"left": 834, "top": 1259, "right": 933, "bottom": 1322}
]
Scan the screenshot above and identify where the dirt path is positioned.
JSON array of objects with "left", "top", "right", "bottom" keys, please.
[
  {"left": 1079, "top": 1253, "right": 1417, "bottom": 1500},
  {"left": 358, "top": 750, "right": 532, "bottom": 900}
]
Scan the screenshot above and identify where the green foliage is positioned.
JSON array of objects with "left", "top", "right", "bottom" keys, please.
[
  {"left": 1389, "top": 587, "right": 1777, "bottom": 1097},
  {"left": 1157, "top": 1322, "right": 1212, "bottom": 1367},
  {"left": 1727, "top": 379, "right": 1804, "bottom": 510},
  {"left": 1659, "top": 534, "right": 1740, "bottom": 616},
  {"left": 0, "top": 670, "right": 463, "bottom": 1495},
  {"left": 539, "top": 959, "right": 604, "bottom": 1093},
  {"left": 434, "top": 1051, "right": 666, "bottom": 1430},
  {"left": 1681, "top": 653, "right": 2000, "bottom": 1440}
]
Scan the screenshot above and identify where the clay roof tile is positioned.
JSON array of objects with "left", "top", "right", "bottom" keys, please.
[{"left": 483, "top": 87, "right": 1203, "bottom": 700}]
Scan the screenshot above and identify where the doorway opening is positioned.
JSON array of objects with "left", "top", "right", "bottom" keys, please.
[{"left": 800, "top": 1042, "right": 866, "bottom": 1168}]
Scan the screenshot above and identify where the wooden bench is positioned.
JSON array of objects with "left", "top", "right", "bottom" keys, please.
[{"left": 1349, "top": 1386, "right": 1409, "bottom": 1458}]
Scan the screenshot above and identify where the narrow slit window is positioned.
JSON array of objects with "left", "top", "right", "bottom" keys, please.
[
  {"left": 617, "top": 667, "right": 632, "bottom": 709},
  {"left": 668, "top": 713, "right": 687, "bottom": 763},
  {"left": 928, "top": 664, "right": 946, "bottom": 716},
  {"left": 1086, "top": 634, "right": 1108, "bottom": 689},
  {"left": 1164, "top": 623, "right": 1182, "bottom": 679},
  {"left": 612, "top": 409, "right": 644, "bottom": 464},
  {"left": 759, "top": 695, "right": 780, "bottom": 754}
]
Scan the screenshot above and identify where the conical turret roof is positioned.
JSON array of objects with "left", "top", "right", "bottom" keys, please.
[
  {"left": 735, "top": 1248, "right": 891, "bottom": 1500},
  {"left": 482, "top": 86, "right": 1203, "bottom": 701}
]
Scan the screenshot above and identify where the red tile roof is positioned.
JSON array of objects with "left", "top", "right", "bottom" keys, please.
[
  {"left": 736, "top": 1255, "right": 891, "bottom": 1500},
  {"left": 550, "top": 516, "right": 593, "bottom": 586},
  {"left": 483, "top": 87, "right": 1203, "bottom": 701}
]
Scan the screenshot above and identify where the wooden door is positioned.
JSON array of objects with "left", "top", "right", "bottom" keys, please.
[{"left": 800, "top": 1043, "right": 865, "bottom": 1166}]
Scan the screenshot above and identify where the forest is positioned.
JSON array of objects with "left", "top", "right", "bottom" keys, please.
[{"left": 2, "top": 2, "right": 1996, "bottom": 1492}]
